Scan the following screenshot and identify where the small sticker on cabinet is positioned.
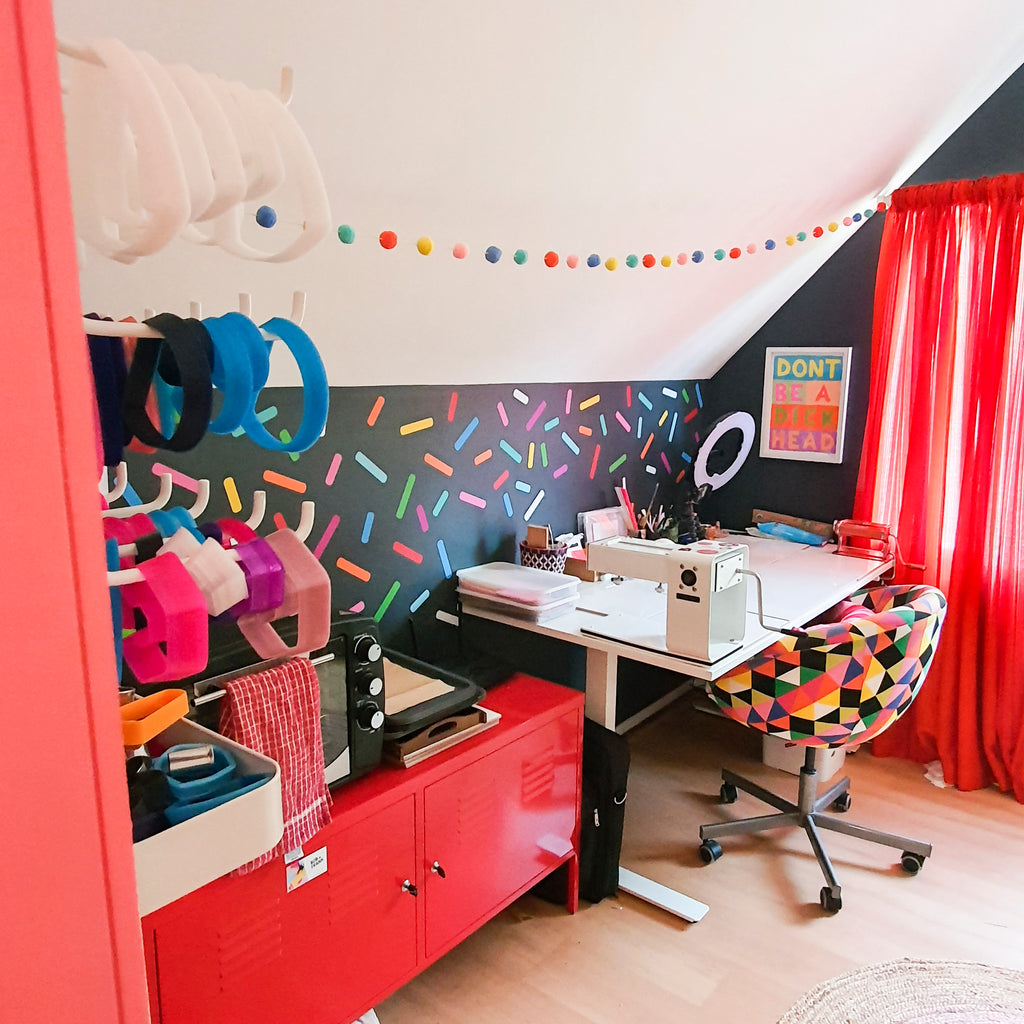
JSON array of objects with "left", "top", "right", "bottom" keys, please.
[{"left": 287, "top": 847, "right": 328, "bottom": 892}]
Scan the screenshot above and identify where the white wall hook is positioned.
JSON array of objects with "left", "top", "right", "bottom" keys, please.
[
  {"left": 187, "top": 479, "right": 211, "bottom": 518},
  {"left": 102, "top": 473, "right": 174, "bottom": 518},
  {"left": 189, "top": 300, "right": 202, "bottom": 319},
  {"left": 289, "top": 290, "right": 306, "bottom": 325},
  {"left": 293, "top": 500, "right": 315, "bottom": 543},
  {"left": 244, "top": 490, "right": 267, "bottom": 530},
  {"left": 238, "top": 292, "right": 253, "bottom": 319},
  {"left": 100, "top": 462, "right": 129, "bottom": 502},
  {"left": 279, "top": 66, "right": 294, "bottom": 107}
]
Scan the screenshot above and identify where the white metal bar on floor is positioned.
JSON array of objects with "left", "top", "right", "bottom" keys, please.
[{"left": 618, "top": 867, "right": 710, "bottom": 923}]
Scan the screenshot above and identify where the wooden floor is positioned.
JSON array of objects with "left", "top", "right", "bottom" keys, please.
[{"left": 377, "top": 692, "right": 1024, "bottom": 1023}]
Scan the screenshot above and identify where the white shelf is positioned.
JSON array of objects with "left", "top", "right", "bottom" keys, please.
[{"left": 133, "top": 718, "right": 283, "bottom": 917}]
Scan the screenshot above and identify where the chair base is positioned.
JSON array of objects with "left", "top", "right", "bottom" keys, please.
[{"left": 698, "top": 748, "right": 932, "bottom": 912}]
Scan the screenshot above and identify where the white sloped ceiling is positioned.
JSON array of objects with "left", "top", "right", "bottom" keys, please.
[{"left": 55, "top": 0, "right": 1024, "bottom": 385}]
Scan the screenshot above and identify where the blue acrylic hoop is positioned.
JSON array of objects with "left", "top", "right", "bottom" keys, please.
[
  {"left": 239, "top": 317, "right": 329, "bottom": 452},
  {"left": 201, "top": 313, "right": 267, "bottom": 434}
]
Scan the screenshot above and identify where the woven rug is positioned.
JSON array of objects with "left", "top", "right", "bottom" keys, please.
[{"left": 779, "top": 959, "right": 1024, "bottom": 1024}]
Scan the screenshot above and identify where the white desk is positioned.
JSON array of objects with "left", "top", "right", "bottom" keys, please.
[
  {"left": 463, "top": 534, "right": 894, "bottom": 732},
  {"left": 460, "top": 534, "right": 893, "bottom": 924}
]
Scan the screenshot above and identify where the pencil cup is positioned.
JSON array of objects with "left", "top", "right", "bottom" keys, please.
[{"left": 519, "top": 540, "right": 568, "bottom": 574}]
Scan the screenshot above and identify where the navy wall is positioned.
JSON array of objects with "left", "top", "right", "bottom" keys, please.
[
  {"left": 126, "top": 379, "right": 707, "bottom": 676},
  {"left": 698, "top": 62, "right": 1024, "bottom": 532}
]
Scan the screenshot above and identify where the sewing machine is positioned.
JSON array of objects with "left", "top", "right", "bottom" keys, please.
[{"left": 586, "top": 536, "right": 749, "bottom": 663}]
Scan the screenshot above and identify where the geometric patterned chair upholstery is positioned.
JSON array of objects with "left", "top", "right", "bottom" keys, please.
[{"left": 698, "top": 584, "right": 947, "bottom": 913}]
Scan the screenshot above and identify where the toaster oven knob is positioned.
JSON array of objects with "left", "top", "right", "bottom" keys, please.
[
  {"left": 365, "top": 675, "right": 384, "bottom": 697},
  {"left": 356, "top": 704, "right": 385, "bottom": 731},
  {"left": 353, "top": 634, "right": 382, "bottom": 663}
]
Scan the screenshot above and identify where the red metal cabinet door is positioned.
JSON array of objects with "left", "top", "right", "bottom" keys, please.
[
  {"left": 320, "top": 795, "right": 419, "bottom": 1018},
  {"left": 422, "top": 712, "right": 578, "bottom": 959},
  {"left": 149, "top": 795, "right": 417, "bottom": 1024}
]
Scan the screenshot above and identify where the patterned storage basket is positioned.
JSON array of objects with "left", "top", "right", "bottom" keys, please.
[{"left": 519, "top": 540, "right": 568, "bottom": 574}]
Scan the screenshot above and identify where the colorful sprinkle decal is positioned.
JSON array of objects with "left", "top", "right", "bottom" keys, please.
[
  {"left": 367, "top": 396, "right": 385, "bottom": 427},
  {"left": 230, "top": 406, "right": 276, "bottom": 438},
  {"left": 474, "top": 449, "right": 492, "bottom": 466},
  {"left": 410, "top": 590, "right": 429, "bottom": 613},
  {"left": 223, "top": 476, "right": 241, "bottom": 513},
  {"left": 152, "top": 462, "right": 198, "bottom": 491},
  {"left": 459, "top": 491, "right": 486, "bottom": 509},
  {"left": 361, "top": 512, "right": 374, "bottom": 543},
  {"left": 393, "top": 541, "right": 423, "bottom": 564},
  {"left": 325, "top": 453, "right": 342, "bottom": 485},
  {"left": 263, "top": 470, "right": 306, "bottom": 494},
  {"left": 437, "top": 539, "right": 452, "bottom": 577},
  {"left": 580, "top": 394, "right": 600, "bottom": 411},
  {"left": 615, "top": 411, "right": 630, "bottom": 432},
  {"left": 499, "top": 439, "right": 522, "bottom": 464},
  {"left": 432, "top": 490, "right": 449, "bottom": 516},
  {"left": 453, "top": 417, "right": 479, "bottom": 451},
  {"left": 416, "top": 505, "right": 429, "bottom": 532},
  {"left": 503, "top": 492, "right": 514, "bottom": 517},
  {"left": 513, "top": 389, "right": 529, "bottom": 404},
  {"left": 423, "top": 452, "right": 454, "bottom": 476},
  {"left": 337, "top": 556, "right": 371, "bottom": 582},
  {"left": 609, "top": 454, "right": 627, "bottom": 473},
  {"left": 525, "top": 401, "right": 546, "bottom": 430},
  {"left": 400, "top": 417, "right": 433, "bottom": 436},
  {"left": 524, "top": 489, "right": 545, "bottom": 521},
  {"left": 355, "top": 450, "right": 388, "bottom": 483},
  {"left": 497, "top": 401, "right": 508, "bottom": 427},
  {"left": 543, "top": 417, "right": 560, "bottom": 432},
  {"left": 561, "top": 432, "right": 580, "bottom": 455},
  {"left": 396, "top": 474, "right": 415, "bottom": 519},
  {"left": 493, "top": 470, "right": 510, "bottom": 490},
  {"left": 312, "top": 514, "right": 340, "bottom": 560},
  {"left": 447, "top": 392, "right": 458, "bottom": 422},
  {"left": 374, "top": 580, "right": 400, "bottom": 621}
]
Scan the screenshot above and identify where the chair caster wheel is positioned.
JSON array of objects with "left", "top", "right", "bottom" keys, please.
[
  {"left": 832, "top": 792, "right": 852, "bottom": 812},
  {"left": 699, "top": 839, "right": 723, "bottom": 864},
  {"left": 819, "top": 886, "right": 842, "bottom": 913},
  {"left": 900, "top": 851, "right": 926, "bottom": 874},
  {"left": 720, "top": 782, "right": 738, "bottom": 804}
]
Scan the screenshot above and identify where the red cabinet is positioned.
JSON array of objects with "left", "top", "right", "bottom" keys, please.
[{"left": 141, "top": 674, "right": 582, "bottom": 1024}]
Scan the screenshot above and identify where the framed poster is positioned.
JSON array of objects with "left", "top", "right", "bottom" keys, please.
[{"left": 760, "top": 347, "right": 851, "bottom": 463}]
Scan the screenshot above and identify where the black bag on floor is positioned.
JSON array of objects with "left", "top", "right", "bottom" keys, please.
[{"left": 533, "top": 717, "right": 630, "bottom": 904}]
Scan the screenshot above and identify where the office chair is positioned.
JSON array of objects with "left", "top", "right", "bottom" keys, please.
[{"left": 697, "top": 583, "right": 947, "bottom": 913}]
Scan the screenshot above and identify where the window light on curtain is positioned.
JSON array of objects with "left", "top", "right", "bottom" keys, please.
[{"left": 854, "top": 174, "right": 1024, "bottom": 800}]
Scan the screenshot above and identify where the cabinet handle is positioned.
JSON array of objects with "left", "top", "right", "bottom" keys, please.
[
  {"left": 401, "top": 879, "right": 418, "bottom": 897},
  {"left": 431, "top": 860, "right": 446, "bottom": 879}
]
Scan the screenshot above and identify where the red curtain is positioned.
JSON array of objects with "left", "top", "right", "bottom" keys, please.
[{"left": 855, "top": 175, "right": 1024, "bottom": 799}]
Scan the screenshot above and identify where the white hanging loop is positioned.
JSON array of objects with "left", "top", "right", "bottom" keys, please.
[
  {"left": 244, "top": 490, "right": 267, "bottom": 530},
  {"left": 102, "top": 473, "right": 174, "bottom": 518}
]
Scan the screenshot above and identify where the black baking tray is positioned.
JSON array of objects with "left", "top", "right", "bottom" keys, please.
[{"left": 381, "top": 647, "right": 487, "bottom": 741}]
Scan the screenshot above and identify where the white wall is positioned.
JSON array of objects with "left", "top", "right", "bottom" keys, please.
[{"left": 53, "top": 1, "right": 1024, "bottom": 386}]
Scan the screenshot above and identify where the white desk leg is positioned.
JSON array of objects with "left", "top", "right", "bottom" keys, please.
[
  {"left": 582, "top": 650, "right": 710, "bottom": 922},
  {"left": 584, "top": 649, "right": 617, "bottom": 729}
]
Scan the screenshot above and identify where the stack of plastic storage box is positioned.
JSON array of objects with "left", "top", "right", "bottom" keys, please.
[{"left": 456, "top": 562, "right": 579, "bottom": 623}]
